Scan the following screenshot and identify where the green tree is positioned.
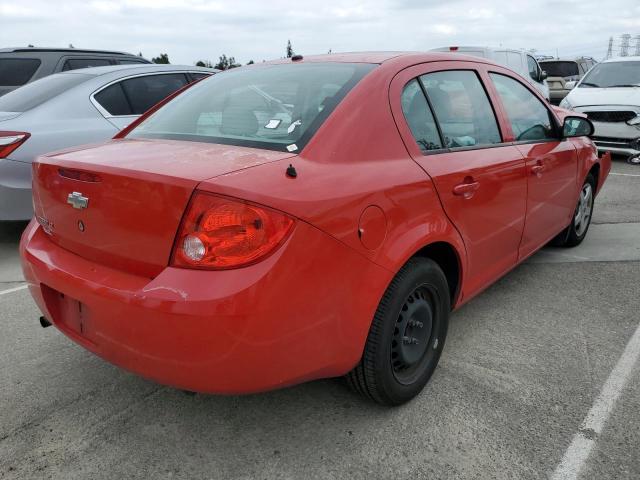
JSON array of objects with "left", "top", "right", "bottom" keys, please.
[
  {"left": 247, "top": 60, "right": 254, "bottom": 65},
  {"left": 286, "top": 40, "right": 294, "bottom": 58},
  {"left": 196, "top": 60, "right": 213, "bottom": 67},
  {"left": 151, "top": 53, "right": 170, "bottom": 64},
  {"left": 214, "top": 54, "right": 240, "bottom": 70}
]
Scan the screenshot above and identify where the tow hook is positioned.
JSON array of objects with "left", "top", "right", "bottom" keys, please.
[{"left": 39, "top": 316, "right": 52, "bottom": 328}]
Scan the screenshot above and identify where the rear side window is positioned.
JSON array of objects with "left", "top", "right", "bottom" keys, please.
[
  {"left": 420, "top": 70, "right": 501, "bottom": 148},
  {"left": 190, "top": 72, "right": 210, "bottom": 81},
  {"left": 400, "top": 79, "right": 442, "bottom": 152},
  {"left": 490, "top": 73, "right": 556, "bottom": 142},
  {"left": 117, "top": 59, "right": 147, "bottom": 65},
  {"left": 121, "top": 74, "right": 189, "bottom": 114},
  {"left": 0, "top": 73, "right": 91, "bottom": 112},
  {"left": 62, "top": 58, "right": 112, "bottom": 71},
  {"left": 0, "top": 58, "right": 41, "bottom": 86},
  {"left": 94, "top": 83, "right": 132, "bottom": 115}
]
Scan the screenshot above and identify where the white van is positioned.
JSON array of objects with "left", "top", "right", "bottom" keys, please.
[{"left": 430, "top": 46, "right": 550, "bottom": 100}]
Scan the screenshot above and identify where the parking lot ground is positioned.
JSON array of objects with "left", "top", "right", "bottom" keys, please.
[{"left": 1, "top": 159, "right": 639, "bottom": 479}]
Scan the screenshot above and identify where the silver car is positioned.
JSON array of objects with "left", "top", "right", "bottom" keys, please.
[
  {"left": 0, "top": 64, "right": 216, "bottom": 220},
  {"left": 560, "top": 57, "right": 640, "bottom": 161}
]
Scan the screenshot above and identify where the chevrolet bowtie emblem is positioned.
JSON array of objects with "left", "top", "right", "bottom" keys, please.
[{"left": 67, "top": 192, "right": 89, "bottom": 210}]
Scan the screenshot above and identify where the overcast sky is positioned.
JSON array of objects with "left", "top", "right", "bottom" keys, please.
[{"left": 1, "top": 0, "right": 638, "bottom": 65}]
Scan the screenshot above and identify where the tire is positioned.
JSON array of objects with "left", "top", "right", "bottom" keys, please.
[
  {"left": 628, "top": 155, "right": 640, "bottom": 166},
  {"left": 346, "top": 257, "right": 450, "bottom": 406},
  {"left": 553, "top": 173, "right": 596, "bottom": 248}
]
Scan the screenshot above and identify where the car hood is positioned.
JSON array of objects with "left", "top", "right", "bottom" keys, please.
[{"left": 567, "top": 87, "right": 640, "bottom": 108}]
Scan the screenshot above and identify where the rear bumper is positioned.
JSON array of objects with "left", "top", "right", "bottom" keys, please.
[
  {"left": 0, "top": 158, "right": 33, "bottom": 221},
  {"left": 20, "top": 220, "right": 390, "bottom": 394},
  {"left": 549, "top": 89, "right": 570, "bottom": 105}
]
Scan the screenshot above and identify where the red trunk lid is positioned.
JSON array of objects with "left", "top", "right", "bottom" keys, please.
[{"left": 32, "top": 138, "right": 294, "bottom": 277}]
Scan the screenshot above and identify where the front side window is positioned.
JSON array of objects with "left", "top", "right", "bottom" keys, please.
[
  {"left": 128, "top": 63, "right": 376, "bottom": 152},
  {"left": 400, "top": 79, "right": 442, "bottom": 152},
  {"left": 0, "top": 58, "right": 41, "bottom": 86},
  {"left": 490, "top": 73, "right": 556, "bottom": 142},
  {"left": 420, "top": 70, "right": 501, "bottom": 148},
  {"left": 579, "top": 61, "right": 640, "bottom": 88},
  {"left": 62, "top": 58, "right": 112, "bottom": 71}
]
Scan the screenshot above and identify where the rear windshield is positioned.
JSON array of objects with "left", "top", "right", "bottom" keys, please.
[
  {"left": 0, "top": 73, "right": 91, "bottom": 112},
  {"left": 128, "top": 63, "right": 376, "bottom": 152},
  {"left": 540, "top": 61, "right": 579, "bottom": 78},
  {"left": 579, "top": 61, "right": 640, "bottom": 88},
  {"left": 0, "top": 58, "right": 41, "bottom": 86}
]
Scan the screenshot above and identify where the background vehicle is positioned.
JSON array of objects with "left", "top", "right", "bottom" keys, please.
[
  {"left": 21, "top": 52, "right": 609, "bottom": 406},
  {"left": 0, "top": 47, "right": 151, "bottom": 97},
  {"left": 0, "top": 64, "right": 216, "bottom": 220},
  {"left": 560, "top": 56, "right": 640, "bottom": 160},
  {"left": 430, "top": 46, "right": 550, "bottom": 100},
  {"left": 540, "top": 56, "right": 597, "bottom": 105}
]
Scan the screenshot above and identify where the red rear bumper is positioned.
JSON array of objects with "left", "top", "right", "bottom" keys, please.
[{"left": 20, "top": 220, "right": 390, "bottom": 394}]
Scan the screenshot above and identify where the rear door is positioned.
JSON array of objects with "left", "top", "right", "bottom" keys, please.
[
  {"left": 391, "top": 62, "right": 528, "bottom": 299},
  {"left": 487, "top": 69, "right": 578, "bottom": 260}
]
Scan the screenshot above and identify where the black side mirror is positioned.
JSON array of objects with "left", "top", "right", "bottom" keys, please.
[
  {"left": 540, "top": 70, "right": 548, "bottom": 81},
  {"left": 562, "top": 116, "right": 594, "bottom": 138}
]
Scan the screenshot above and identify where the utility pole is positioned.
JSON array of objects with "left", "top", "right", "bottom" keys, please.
[
  {"left": 606, "top": 36, "right": 613, "bottom": 59},
  {"left": 620, "top": 34, "right": 631, "bottom": 57}
]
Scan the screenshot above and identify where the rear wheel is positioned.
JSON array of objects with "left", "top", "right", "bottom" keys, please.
[
  {"left": 553, "top": 173, "right": 595, "bottom": 247},
  {"left": 346, "top": 257, "right": 450, "bottom": 406}
]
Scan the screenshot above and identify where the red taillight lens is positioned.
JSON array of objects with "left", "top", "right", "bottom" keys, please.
[
  {"left": 171, "top": 192, "right": 295, "bottom": 269},
  {"left": 0, "top": 131, "right": 30, "bottom": 158}
]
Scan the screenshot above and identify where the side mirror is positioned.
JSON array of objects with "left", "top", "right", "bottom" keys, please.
[
  {"left": 563, "top": 116, "right": 594, "bottom": 138},
  {"left": 565, "top": 80, "right": 576, "bottom": 89},
  {"left": 539, "top": 70, "right": 548, "bottom": 81}
]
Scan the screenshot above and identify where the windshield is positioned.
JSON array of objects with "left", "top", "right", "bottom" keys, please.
[
  {"left": 579, "top": 61, "right": 640, "bottom": 88},
  {"left": 540, "top": 61, "right": 579, "bottom": 78},
  {"left": 128, "top": 63, "right": 376, "bottom": 152},
  {"left": 0, "top": 72, "right": 92, "bottom": 112}
]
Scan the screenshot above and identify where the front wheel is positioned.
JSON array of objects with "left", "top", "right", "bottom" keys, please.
[
  {"left": 554, "top": 173, "right": 596, "bottom": 247},
  {"left": 346, "top": 257, "right": 450, "bottom": 406}
]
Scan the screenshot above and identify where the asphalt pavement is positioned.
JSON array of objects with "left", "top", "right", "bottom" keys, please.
[{"left": 1, "top": 159, "right": 639, "bottom": 480}]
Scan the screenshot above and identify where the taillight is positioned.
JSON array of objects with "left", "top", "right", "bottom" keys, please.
[
  {"left": 0, "top": 131, "right": 30, "bottom": 158},
  {"left": 171, "top": 192, "right": 295, "bottom": 269}
]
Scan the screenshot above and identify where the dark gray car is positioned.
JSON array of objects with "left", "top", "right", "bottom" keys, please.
[
  {"left": 0, "top": 64, "right": 216, "bottom": 220},
  {"left": 0, "top": 47, "right": 151, "bottom": 97}
]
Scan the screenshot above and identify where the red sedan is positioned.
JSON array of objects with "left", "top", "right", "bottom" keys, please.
[{"left": 20, "top": 52, "right": 610, "bottom": 405}]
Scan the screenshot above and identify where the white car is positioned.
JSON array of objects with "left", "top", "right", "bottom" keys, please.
[
  {"left": 430, "top": 46, "right": 550, "bottom": 100},
  {"left": 560, "top": 56, "right": 640, "bottom": 162}
]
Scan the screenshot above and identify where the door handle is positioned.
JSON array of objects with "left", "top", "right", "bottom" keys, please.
[
  {"left": 531, "top": 163, "right": 545, "bottom": 176},
  {"left": 452, "top": 178, "right": 480, "bottom": 199}
]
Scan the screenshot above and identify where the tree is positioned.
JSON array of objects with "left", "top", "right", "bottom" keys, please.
[
  {"left": 196, "top": 60, "right": 213, "bottom": 68},
  {"left": 138, "top": 52, "right": 144, "bottom": 57},
  {"left": 69, "top": 43, "right": 75, "bottom": 49},
  {"left": 286, "top": 40, "right": 294, "bottom": 58},
  {"left": 246, "top": 60, "right": 254, "bottom": 65},
  {"left": 151, "top": 53, "right": 170, "bottom": 64},
  {"left": 214, "top": 54, "right": 240, "bottom": 70}
]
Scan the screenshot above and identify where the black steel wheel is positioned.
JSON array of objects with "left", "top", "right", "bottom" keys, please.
[{"left": 346, "top": 257, "right": 450, "bottom": 406}]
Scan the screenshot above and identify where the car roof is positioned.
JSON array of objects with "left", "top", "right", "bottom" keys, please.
[
  {"left": 602, "top": 56, "right": 640, "bottom": 63},
  {"left": 60, "top": 64, "right": 219, "bottom": 77},
  {"left": 0, "top": 47, "right": 138, "bottom": 55},
  {"left": 262, "top": 51, "right": 501, "bottom": 67}
]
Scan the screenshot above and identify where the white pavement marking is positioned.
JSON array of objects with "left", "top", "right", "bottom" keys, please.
[
  {"left": 610, "top": 172, "right": 640, "bottom": 178},
  {"left": 551, "top": 322, "right": 640, "bottom": 480},
  {"left": 0, "top": 284, "right": 28, "bottom": 296}
]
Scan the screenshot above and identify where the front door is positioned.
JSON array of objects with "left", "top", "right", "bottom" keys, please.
[{"left": 488, "top": 72, "right": 578, "bottom": 259}]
